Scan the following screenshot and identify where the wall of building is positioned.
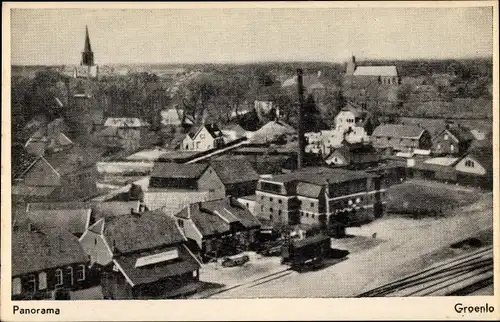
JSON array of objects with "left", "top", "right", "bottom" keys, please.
[
  {"left": 255, "top": 190, "right": 293, "bottom": 224},
  {"left": 455, "top": 156, "right": 487, "bottom": 175},
  {"left": 80, "top": 230, "right": 113, "bottom": 266},
  {"left": 12, "top": 263, "right": 88, "bottom": 300},
  {"left": 197, "top": 167, "right": 226, "bottom": 200}
]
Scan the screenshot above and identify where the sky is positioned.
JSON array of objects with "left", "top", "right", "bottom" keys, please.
[{"left": 10, "top": 6, "right": 494, "bottom": 65}]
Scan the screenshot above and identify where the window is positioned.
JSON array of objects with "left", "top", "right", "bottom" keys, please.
[
  {"left": 312, "top": 214, "right": 315, "bottom": 219},
  {"left": 270, "top": 197, "right": 273, "bottom": 202},
  {"left": 310, "top": 202, "right": 315, "bottom": 207},
  {"left": 306, "top": 213, "right": 309, "bottom": 218},
  {"left": 76, "top": 265, "right": 86, "bottom": 282},
  {"left": 261, "top": 196, "right": 264, "bottom": 200},
  {"left": 246, "top": 203, "right": 249, "bottom": 208},
  {"left": 27, "top": 274, "right": 37, "bottom": 293},
  {"left": 450, "top": 144, "right": 455, "bottom": 153},
  {"left": 38, "top": 272, "right": 47, "bottom": 290},
  {"left": 465, "top": 160, "right": 475, "bottom": 168},
  {"left": 437, "top": 144, "right": 441, "bottom": 150},
  {"left": 94, "top": 238, "right": 97, "bottom": 245},
  {"left": 278, "top": 199, "right": 282, "bottom": 204},
  {"left": 269, "top": 208, "right": 273, "bottom": 213},
  {"left": 278, "top": 210, "right": 282, "bottom": 216},
  {"left": 65, "top": 266, "right": 74, "bottom": 286},
  {"left": 444, "top": 134, "right": 449, "bottom": 140},
  {"left": 269, "top": 215, "right": 273, "bottom": 221},
  {"left": 177, "top": 219, "right": 184, "bottom": 228},
  {"left": 12, "top": 277, "right": 21, "bottom": 295},
  {"left": 260, "top": 205, "right": 264, "bottom": 211},
  {"left": 55, "top": 269, "right": 63, "bottom": 286}
]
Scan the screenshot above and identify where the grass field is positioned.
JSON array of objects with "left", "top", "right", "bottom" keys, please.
[{"left": 386, "top": 180, "right": 481, "bottom": 218}]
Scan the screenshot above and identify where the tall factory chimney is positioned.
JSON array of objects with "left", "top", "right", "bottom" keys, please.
[{"left": 296, "top": 68, "right": 306, "bottom": 169}]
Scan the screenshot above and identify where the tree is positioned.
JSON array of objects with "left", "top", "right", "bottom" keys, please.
[{"left": 303, "top": 95, "right": 327, "bottom": 133}]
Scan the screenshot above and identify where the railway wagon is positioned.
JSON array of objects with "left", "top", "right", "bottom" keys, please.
[{"left": 281, "top": 234, "right": 331, "bottom": 270}]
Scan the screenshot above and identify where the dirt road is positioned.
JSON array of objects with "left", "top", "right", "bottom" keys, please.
[{"left": 210, "top": 193, "right": 493, "bottom": 298}]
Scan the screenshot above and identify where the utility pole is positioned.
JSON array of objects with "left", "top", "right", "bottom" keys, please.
[{"left": 296, "top": 68, "right": 306, "bottom": 169}]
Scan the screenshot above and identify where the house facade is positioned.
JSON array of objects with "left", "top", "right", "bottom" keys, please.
[
  {"left": 255, "top": 167, "right": 384, "bottom": 236},
  {"left": 148, "top": 163, "right": 225, "bottom": 202},
  {"left": 182, "top": 124, "right": 224, "bottom": 152},
  {"left": 454, "top": 147, "right": 492, "bottom": 189},
  {"left": 432, "top": 127, "right": 474, "bottom": 156},
  {"left": 79, "top": 211, "right": 201, "bottom": 299},
  {"left": 371, "top": 124, "right": 432, "bottom": 152},
  {"left": 12, "top": 227, "right": 91, "bottom": 300}
]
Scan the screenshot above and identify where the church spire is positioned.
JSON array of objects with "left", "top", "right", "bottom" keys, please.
[
  {"left": 84, "top": 25, "right": 92, "bottom": 52},
  {"left": 81, "top": 25, "right": 94, "bottom": 66}
]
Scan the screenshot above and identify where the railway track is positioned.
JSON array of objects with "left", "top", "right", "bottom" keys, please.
[{"left": 357, "top": 246, "right": 493, "bottom": 297}]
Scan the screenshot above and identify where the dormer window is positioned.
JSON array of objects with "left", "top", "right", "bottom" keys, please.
[{"left": 444, "top": 134, "right": 449, "bottom": 140}]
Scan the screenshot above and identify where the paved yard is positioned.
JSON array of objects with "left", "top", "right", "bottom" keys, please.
[
  {"left": 210, "top": 192, "right": 492, "bottom": 298},
  {"left": 189, "top": 251, "right": 288, "bottom": 298}
]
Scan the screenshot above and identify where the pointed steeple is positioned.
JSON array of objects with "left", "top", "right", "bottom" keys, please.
[
  {"left": 84, "top": 25, "right": 92, "bottom": 52},
  {"left": 81, "top": 25, "right": 94, "bottom": 66}
]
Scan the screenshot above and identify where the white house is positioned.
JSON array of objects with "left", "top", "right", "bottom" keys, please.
[{"left": 182, "top": 123, "right": 225, "bottom": 151}]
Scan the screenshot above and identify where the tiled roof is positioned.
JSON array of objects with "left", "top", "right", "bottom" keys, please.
[
  {"left": 114, "top": 244, "right": 200, "bottom": 285},
  {"left": 296, "top": 182, "right": 323, "bottom": 198},
  {"left": 102, "top": 210, "right": 186, "bottom": 254},
  {"left": 188, "top": 123, "right": 223, "bottom": 139},
  {"left": 447, "top": 127, "right": 475, "bottom": 143},
  {"left": 264, "top": 167, "right": 376, "bottom": 185},
  {"left": 371, "top": 124, "right": 425, "bottom": 139},
  {"left": 43, "top": 145, "right": 104, "bottom": 176},
  {"left": 20, "top": 209, "right": 91, "bottom": 236},
  {"left": 210, "top": 159, "right": 259, "bottom": 185},
  {"left": 353, "top": 66, "right": 398, "bottom": 77},
  {"left": 150, "top": 163, "right": 209, "bottom": 179},
  {"left": 200, "top": 197, "right": 261, "bottom": 229},
  {"left": 465, "top": 146, "right": 493, "bottom": 174},
  {"left": 12, "top": 227, "right": 88, "bottom": 276},
  {"left": 11, "top": 184, "right": 57, "bottom": 197}
]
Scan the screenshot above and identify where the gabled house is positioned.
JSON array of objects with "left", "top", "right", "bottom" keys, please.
[
  {"left": 325, "top": 143, "right": 381, "bottom": 169},
  {"left": 12, "top": 226, "right": 90, "bottom": 300},
  {"left": 174, "top": 197, "right": 261, "bottom": 262},
  {"left": 371, "top": 124, "right": 432, "bottom": 152},
  {"left": 454, "top": 146, "right": 493, "bottom": 189},
  {"left": 145, "top": 163, "right": 225, "bottom": 211},
  {"left": 432, "top": 126, "right": 475, "bottom": 156},
  {"left": 12, "top": 145, "right": 102, "bottom": 203},
  {"left": 210, "top": 159, "right": 260, "bottom": 198},
  {"left": 79, "top": 210, "right": 201, "bottom": 299},
  {"left": 181, "top": 123, "right": 224, "bottom": 151}
]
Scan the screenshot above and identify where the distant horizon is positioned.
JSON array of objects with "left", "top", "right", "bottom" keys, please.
[
  {"left": 10, "top": 7, "right": 493, "bottom": 66},
  {"left": 10, "top": 55, "right": 494, "bottom": 68}
]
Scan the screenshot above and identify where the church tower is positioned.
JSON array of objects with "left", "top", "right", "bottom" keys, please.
[
  {"left": 346, "top": 55, "right": 356, "bottom": 75},
  {"left": 74, "top": 26, "right": 98, "bottom": 79},
  {"left": 81, "top": 26, "right": 94, "bottom": 66}
]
